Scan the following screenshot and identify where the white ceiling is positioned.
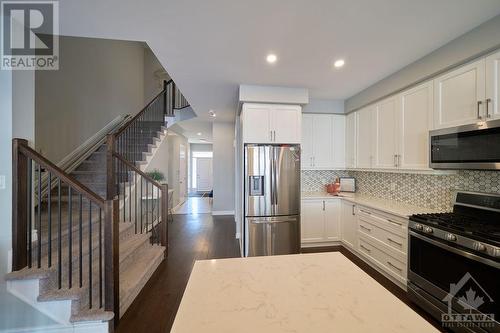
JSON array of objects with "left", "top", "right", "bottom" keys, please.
[
  {"left": 171, "top": 119, "right": 214, "bottom": 144},
  {"left": 60, "top": 0, "right": 500, "bottom": 123}
]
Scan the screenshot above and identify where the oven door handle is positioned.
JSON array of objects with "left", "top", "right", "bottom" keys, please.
[{"left": 409, "top": 231, "right": 500, "bottom": 268}]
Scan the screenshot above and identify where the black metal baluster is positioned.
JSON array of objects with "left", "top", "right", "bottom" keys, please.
[
  {"left": 37, "top": 164, "right": 42, "bottom": 268},
  {"left": 128, "top": 165, "right": 132, "bottom": 222},
  {"left": 57, "top": 178, "right": 62, "bottom": 289},
  {"left": 98, "top": 208, "right": 102, "bottom": 308},
  {"left": 134, "top": 171, "right": 137, "bottom": 234},
  {"left": 157, "top": 186, "right": 160, "bottom": 245},
  {"left": 79, "top": 194, "right": 83, "bottom": 288},
  {"left": 68, "top": 187, "right": 72, "bottom": 289},
  {"left": 146, "top": 180, "right": 149, "bottom": 238},
  {"left": 122, "top": 161, "right": 125, "bottom": 223},
  {"left": 48, "top": 173, "right": 52, "bottom": 267},
  {"left": 88, "top": 202, "right": 92, "bottom": 309},
  {"left": 140, "top": 177, "right": 143, "bottom": 233},
  {"left": 27, "top": 158, "right": 32, "bottom": 268}
]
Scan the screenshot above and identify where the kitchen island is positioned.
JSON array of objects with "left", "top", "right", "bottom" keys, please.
[{"left": 171, "top": 252, "right": 439, "bottom": 333}]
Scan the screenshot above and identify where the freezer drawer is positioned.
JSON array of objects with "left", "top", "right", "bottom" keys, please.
[{"left": 246, "top": 215, "right": 300, "bottom": 257}]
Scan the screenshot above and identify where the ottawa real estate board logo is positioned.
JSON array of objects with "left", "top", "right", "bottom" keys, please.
[{"left": 1, "top": 1, "right": 59, "bottom": 70}]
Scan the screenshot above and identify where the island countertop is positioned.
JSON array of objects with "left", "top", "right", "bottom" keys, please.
[{"left": 171, "top": 252, "right": 439, "bottom": 333}]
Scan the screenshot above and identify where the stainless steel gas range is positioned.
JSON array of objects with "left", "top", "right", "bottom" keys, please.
[{"left": 408, "top": 191, "right": 500, "bottom": 333}]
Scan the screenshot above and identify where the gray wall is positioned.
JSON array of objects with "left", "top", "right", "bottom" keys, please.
[
  {"left": 0, "top": 69, "right": 13, "bottom": 282},
  {"left": 212, "top": 122, "right": 235, "bottom": 213},
  {"left": 302, "top": 98, "right": 345, "bottom": 114},
  {"left": 35, "top": 36, "right": 149, "bottom": 163},
  {"left": 346, "top": 14, "right": 500, "bottom": 112},
  {"left": 143, "top": 46, "right": 166, "bottom": 103}
]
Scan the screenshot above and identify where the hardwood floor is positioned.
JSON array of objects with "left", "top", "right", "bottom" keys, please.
[{"left": 116, "top": 214, "right": 241, "bottom": 333}]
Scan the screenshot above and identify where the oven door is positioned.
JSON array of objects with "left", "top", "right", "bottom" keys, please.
[
  {"left": 429, "top": 119, "right": 500, "bottom": 170},
  {"left": 408, "top": 231, "right": 500, "bottom": 329}
]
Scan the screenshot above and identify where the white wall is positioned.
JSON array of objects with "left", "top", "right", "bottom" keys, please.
[
  {"left": 212, "top": 122, "right": 235, "bottom": 213},
  {"left": 13, "top": 70, "right": 36, "bottom": 144},
  {"left": 346, "top": 14, "right": 500, "bottom": 112},
  {"left": 35, "top": 36, "right": 148, "bottom": 163}
]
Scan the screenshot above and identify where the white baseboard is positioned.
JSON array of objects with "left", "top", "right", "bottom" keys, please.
[{"left": 211, "top": 210, "right": 234, "bottom": 216}]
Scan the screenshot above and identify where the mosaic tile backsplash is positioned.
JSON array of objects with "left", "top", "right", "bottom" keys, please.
[{"left": 301, "top": 170, "right": 500, "bottom": 211}]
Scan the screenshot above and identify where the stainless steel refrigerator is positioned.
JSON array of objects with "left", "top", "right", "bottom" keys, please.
[{"left": 244, "top": 144, "right": 300, "bottom": 257}]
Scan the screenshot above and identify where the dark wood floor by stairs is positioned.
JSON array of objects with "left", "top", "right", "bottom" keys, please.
[
  {"left": 116, "top": 214, "right": 241, "bottom": 333},
  {"left": 117, "top": 215, "right": 444, "bottom": 333}
]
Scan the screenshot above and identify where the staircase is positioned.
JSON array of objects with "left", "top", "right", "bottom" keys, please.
[{"left": 6, "top": 80, "right": 189, "bottom": 332}]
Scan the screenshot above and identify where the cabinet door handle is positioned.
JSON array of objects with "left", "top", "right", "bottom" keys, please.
[
  {"left": 387, "top": 261, "right": 403, "bottom": 272},
  {"left": 352, "top": 205, "right": 355, "bottom": 216},
  {"left": 394, "top": 154, "right": 397, "bottom": 167},
  {"left": 387, "top": 237, "right": 403, "bottom": 246},
  {"left": 360, "top": 225, "right": 371, "bottom": 232},
  {"left": 486, "top": 98, "right": 492, "bottom": 118},
  {"left": 360, "top": 244, "right": 371, "bottom": 253},
  {"left": 273, "top": 130, "right": 276, "bottom": 142},
  {"left": 477, "top": 100, "right": 483, "bottom": 119},
  {"left": 270, "top": 131, "right": 273, "bottom": 141},
  {"left": 322, "top": 201, "right": 325, "bottom": 211}
]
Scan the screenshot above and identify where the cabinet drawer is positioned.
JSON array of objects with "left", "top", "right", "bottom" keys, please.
[
  {"left": 357, "top": 206, "right": 407, "bottom": 237},
  {"left": 358, "top": 236, "right": 407, "bottom": 283},
  {"left": 358, "top": 215, "right": 407, "bottom": 255}
]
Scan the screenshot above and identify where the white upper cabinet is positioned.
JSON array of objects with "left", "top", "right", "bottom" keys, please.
[
  {"left": 242, "top": 103, "right": 301, "bottom": 144},
  {"left": 301, "top": 114, "right": 345, "bottom": 169},
  {"left": 332, "top": 115, "right": 346, "bottom": 169},
  {"left": 312, "top": 114, "right": 334, "bottom": 168},
  {"left": 241, "top": 104, "right": 272, "bottom": 143},
  {"left": 486, "top": 50, "right": 500, "bottom": 120},
  {"left": 345, "top": 112, "right": 356, "bottom": 168},
  {"left": 398, "top": 82, "right": 433, "bottom": 170},
  {"left": 433, "top": 59, "right": 486, "bottom": 129},
  {"left": 301, "top": 114, "right": 314, "bottom": 168},
  {"left": 356, "top": 106, "right": 375, "bottom": 168},
  {"left": 271, "top": 104, "right": 302, "bottom": 143},
  {"left": 373, "top": 96, "right": 399, "bottom": 169}
]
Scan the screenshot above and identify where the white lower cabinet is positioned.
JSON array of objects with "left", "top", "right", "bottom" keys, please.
[
  {"left": 301, "top": 197, "right": 409, "bottom": 288},
  {"left": 301, "top": 199, "right": 340, "bottom": 246},
  {"left": 340, "top": 200, "right": 357, "bottom": 249},
  {"left": 355, "top": 206, "right": 408, "bottom": 286}
]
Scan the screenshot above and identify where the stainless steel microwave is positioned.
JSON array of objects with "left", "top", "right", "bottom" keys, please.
[{"left": 429, "top": 119, "right": 500, "bottom": 170}]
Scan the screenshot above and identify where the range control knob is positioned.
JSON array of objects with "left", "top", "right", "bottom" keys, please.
[
  {"left": 473, "top": 242, "right": 486, "bottom": 252},
  {"left": 415, "top": 223, "right": 423, "bottom": 231},
  {"left": 445, "top": 233, "right": 457, "bottom": 242},
  {"left": 423, "top": 226, "right": 433, "bottom": 234}
]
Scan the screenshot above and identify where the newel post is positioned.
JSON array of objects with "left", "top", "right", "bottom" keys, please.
[
  {"left": 160, "top": 184, "right": 169, "bottom": 257},
  {"left": 104, "top": 198, "right": 120, "bottom": 328},
  {"left": 12, "top": 138, "right": 29, "bottom": 271}
]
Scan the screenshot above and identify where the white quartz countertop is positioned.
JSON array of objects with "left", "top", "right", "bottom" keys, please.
[
  {"left": 171, "top": 252, "right": 439, "bottom": 333},
  {"left": 301, "top": 192, "right": 437, "bottom": 218}
]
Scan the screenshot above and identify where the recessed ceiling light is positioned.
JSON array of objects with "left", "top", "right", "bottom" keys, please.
[
  {"left": 197, "top": 132, "right": 202, "bottom": 136},
  {"left": 266, "top": 54, "right": 277, "bottom": 64},
  {"left": 334, "top": 59, "right": 345, "bottom": 68}
]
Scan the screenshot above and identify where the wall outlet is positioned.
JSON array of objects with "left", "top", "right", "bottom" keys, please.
[{"left": 0, "top": 175, "right": 6, "bottom": 190}]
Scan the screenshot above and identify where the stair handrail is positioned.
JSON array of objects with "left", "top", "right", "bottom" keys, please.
[{"left": 12, "top": 138, "right": 120, "bottom": 325}]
